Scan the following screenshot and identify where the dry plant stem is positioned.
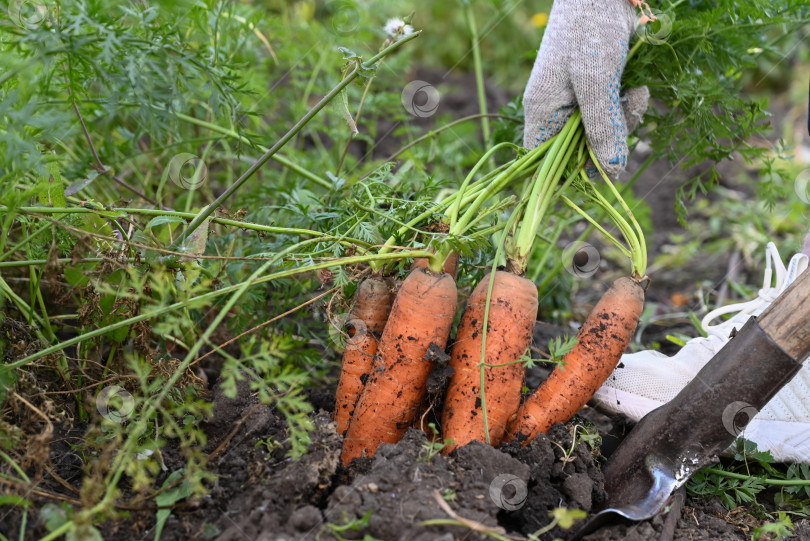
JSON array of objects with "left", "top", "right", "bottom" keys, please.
[
  {"left": 170, "top": 31, "right": 422, "bottom": 250},
  {"left": 11, "top": 391, "right": 54, "bottom": 437},
  {"left": 174, "top": 112, "right": 330, "bottom": 189},
  {"left": 418, "top": 490, "right": 514, "bottom": 541},
  {"left": 41, "top": 375, "right": 138, "bottom": 395},
  {"left": 66, "top": 79, "right": 168, "bottom": 209},
  {"left": 207, "top": 403, "right": 263, "bottom": 461}
]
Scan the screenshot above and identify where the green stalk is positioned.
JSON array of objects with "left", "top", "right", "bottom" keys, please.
[
  {"left": 462, "top": 197, "right": 515, "bottom": 232},
  {"left": 335, "top": 45, "right": 383, "bottom": 177},
  {"left": 536, "top": 159, "right": 650, "bottom": 287},
  {"left": 6, "top": 248, "right": 433, "bottom": 369},
  {"left": 30, "top": 267, "right": 55, "bottom": 342},
  {"left": 463, "top": 2, "right": 491, "bottom": 151},
  {"left": 448, "top": 142, "right": 513, "bottom": 226},
  {"left": 376, "top": 113, "right": 520, "bottom": 169},
  {"left": 2, "top": 206, "right": 372, "bottom": 248},
  {"left": 371, "top": 165, "right": 508, "bottom": 272},
  {"left": 702, "top": 468, "right": 810, "bottom": 487},
  {"left": 0, "top": 202, "right": 18, "bottom": 256},
  {"left": 427, "top": 141, "right": 554, "bottom": 273},
  {"left": 574, "top": 166, "right": 645, "bottom": 276},
  {"left": 0, "top": 276, "right": 48, "bottom": 331},
  {"left": 173, "top": 112, "right": 331, "bottom": 189},
  {"left": 169, "top": 31, "right": 421, "bottom": 250},
  {"left": 451, "top": 139, "right": 554, "bottom": 235},
  {"left": 374, "top": 141, "right": 551, "bottom": 275},
  {"left": 0, "top": 223, "right": 50, "bottom": 263},
  {"left": 588, "top": 149, "right": 648, "bottom": 273},
  {"left": 0, "top": 258, "right": 135, "bottom": 268},
  {"left": 560, "top": 195, "right": 631, "bottom": 258},
  {"left": 511, "top": 113, "right": 582, "bottom": 274},
  {"left": 528, "top": 218, "right": 567, "bottom": 283}
]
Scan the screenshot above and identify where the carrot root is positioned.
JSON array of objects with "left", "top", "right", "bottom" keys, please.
[
  {"left": 348, "top": 274, "right": 396, "bottom": 334},
  {"left": 441, "top": 271, "right": 538, "bottom": 453},
  {"left": 341, "top": 267, "right": 458, "bottom": 464},
  {"left": 506, "top": 276, "right": 645, "bottom": 444},
  {"left": 333, "top": 275, "right": 395, "bottom": 434},
  {"left": 333, "top": 321, "right": 378, "bottom": 435}
]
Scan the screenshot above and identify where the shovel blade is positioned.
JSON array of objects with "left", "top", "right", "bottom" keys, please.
[{"left": 601, "top": 317, "right": 801, "bottom": 518}]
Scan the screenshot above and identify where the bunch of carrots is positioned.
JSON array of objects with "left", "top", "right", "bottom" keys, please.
[{"left": 334, "top": 109, "right": 649, "bottom": 465}]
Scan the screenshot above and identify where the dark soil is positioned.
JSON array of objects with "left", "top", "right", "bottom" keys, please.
[
  {"left": 4, "top": 328, "right": 808, "bottom": 541},
  {"left": 96, "top": 368, "right": 810, "bottom": 541}
]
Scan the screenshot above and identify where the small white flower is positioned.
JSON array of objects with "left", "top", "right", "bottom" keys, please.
[{"left": 384, "top": 17, "right": 413, "bottom": 39}]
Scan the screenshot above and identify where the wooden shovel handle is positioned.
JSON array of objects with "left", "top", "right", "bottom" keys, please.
[{"left": 759, "top": 266, "right": 810, "bottom": 360}]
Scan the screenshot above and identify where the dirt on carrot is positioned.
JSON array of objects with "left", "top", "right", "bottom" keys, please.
[
  {"left": 341, "top": 267, "right": 458, "bottom": 464},
  {"left": 333, "top": 275, "right": 395, "bottom": 434},
  {"left": 507, "top": 276, "right": 645, "bottom": 444},
  {"left": 442, "top": 270, "right": 538, "bottom": 452}
]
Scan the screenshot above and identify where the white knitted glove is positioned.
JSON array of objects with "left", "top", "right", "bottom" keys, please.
[{"left": 523, "top": 0, "right": 650, "bottom": 179}]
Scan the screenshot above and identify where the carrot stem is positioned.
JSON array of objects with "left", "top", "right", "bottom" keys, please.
[
  {"left": 448, "top": 142, "right": 514, "bottom": 227},
  {"left": 511, "top": 112, "right": 583, "bottom": 274},
  {"left": 586, "top": 147, "right": 648, "bottom": 274},
  {"left": 559, "top": 195, "right": 631, "bottom": 259}
]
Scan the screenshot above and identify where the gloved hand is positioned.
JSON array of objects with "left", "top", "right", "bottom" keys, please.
[{"left": 523, "top": 0, "right": 650, "bottom": 179}]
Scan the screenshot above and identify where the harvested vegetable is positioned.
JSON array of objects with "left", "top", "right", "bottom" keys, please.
[
  {"left": 442, "top": 116, "right": 584, "bottom": 451},
  {"left": 506, "top": 150, "right": 650, "bottom": 445},
  {"left": 333, "top": 275, "right": 395, "bottom": 435},
  {"left": 341, "top": 266, "right": 458, "bottom": 464},
  {"left": 441, "top": 270, "right": 537, "bottom": 451},
  {"left": 506, "top": 276, "right": 645, "bottom": 442}
]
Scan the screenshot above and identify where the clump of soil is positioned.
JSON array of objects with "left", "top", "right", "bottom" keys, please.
[
  {"left": 198, "top": 372, "right": 810, "bottom": 541},
  {"left": 214, "top": 407, "right": 605, "bottom": 541}
]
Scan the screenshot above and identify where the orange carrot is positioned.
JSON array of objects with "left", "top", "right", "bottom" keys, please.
[
  {"left": 412, "top": 252, "right": 460, "bottom": 278},
  {"left": 441, "top": 271, "right": 537, "bottom": 452},
  {"left": 348, "top": 275, "right": 395, "bottom": 335},
  {"left": 341, "top": 267, "right": 458, "bottom": 464},
  {"left": 506, "top": 276, "right": 644, "bottom": 443},
  {"left": 333, "top": 276, "right": 394, "bottom": 434}
]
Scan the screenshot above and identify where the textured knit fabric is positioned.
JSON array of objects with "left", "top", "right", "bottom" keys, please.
[{"left": 523, "top": 0, "right": 649, "bottom": 179}]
